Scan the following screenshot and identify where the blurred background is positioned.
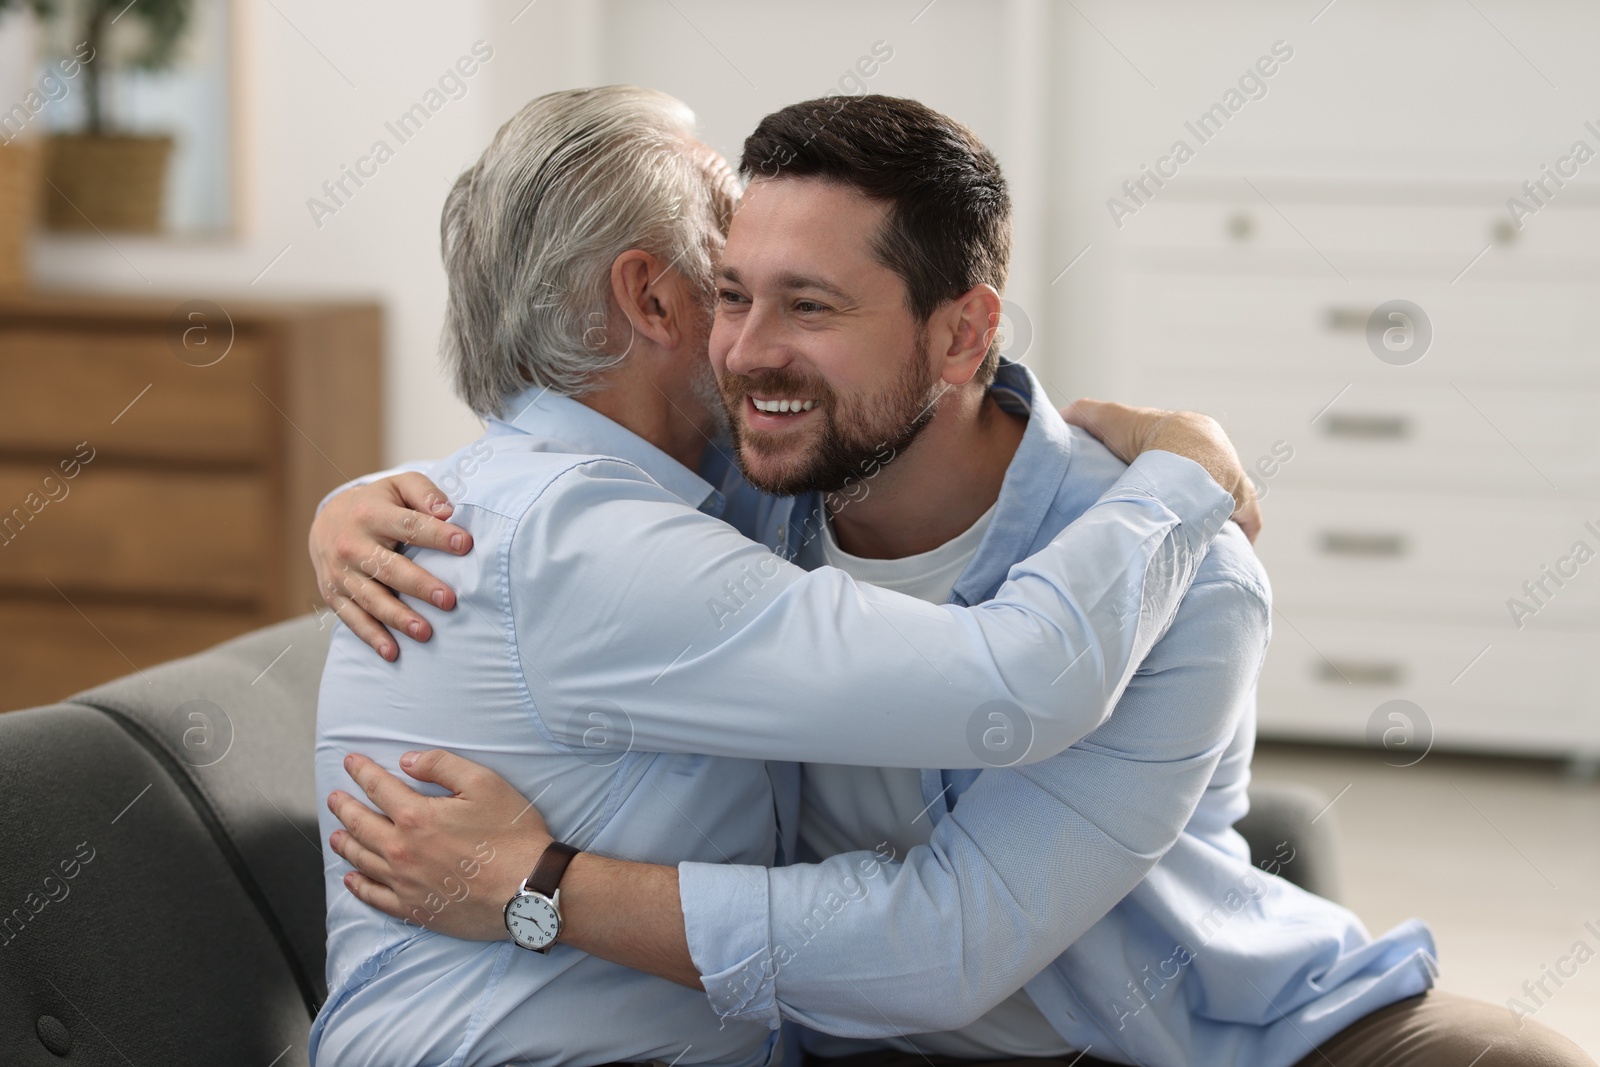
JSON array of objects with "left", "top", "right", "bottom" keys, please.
[{"left": 0, "top": 0, "right": 1596, "bottom": 1052}]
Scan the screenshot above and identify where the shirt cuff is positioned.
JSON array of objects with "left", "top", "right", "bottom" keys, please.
[
  {"left": 1109, "top": 450, "right": 1235, "bottom": 545},
  {"left": 678, "top": 861, "right": 782, "bottom": 1028}
]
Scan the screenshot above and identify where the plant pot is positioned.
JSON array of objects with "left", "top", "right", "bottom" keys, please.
[
  {"left": 0, "top": 140, "right": 43, "bottom": 290},
  {"left": 43, "top": 133, "right": 173, "bottom": 233}
]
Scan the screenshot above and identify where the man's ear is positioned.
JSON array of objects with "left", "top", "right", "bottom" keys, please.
[
  {"left": 933, "top": 284, "right": 1003, "bottom": 386},
  {"left": 609, "top": 249, "right": 685, "bottom": 352}
]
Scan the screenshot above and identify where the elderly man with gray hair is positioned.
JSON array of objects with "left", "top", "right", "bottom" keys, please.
[{"left": 308, "top": 86, "right": 1248, "bottom": 1066}]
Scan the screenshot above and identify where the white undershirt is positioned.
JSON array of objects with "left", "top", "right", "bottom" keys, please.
[{"left": 798, "top": 505, "right": 1074, "bottom": 1060}]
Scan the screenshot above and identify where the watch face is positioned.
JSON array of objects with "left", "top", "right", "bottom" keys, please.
[{"left": 505, "top": 893, "right": 560, "bottom": 950}]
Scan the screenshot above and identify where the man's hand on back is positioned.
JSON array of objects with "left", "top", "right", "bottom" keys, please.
[
  {"left": 331, "top": 750, "right": 703, "bottom": 987},
  {"left": 1063, "top": 398, "right": 1262, "bottom": 543},
  {"left": 310, "top": 473, "right": 472, "bottom": 660},
  {"left": 329, "top": 750, "right": 547, "bottom": 940}
]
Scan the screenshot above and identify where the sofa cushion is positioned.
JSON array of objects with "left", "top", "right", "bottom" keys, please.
[
  {"left": 68, "top": 613, "right": 334, "bottom": 1009},
  {"left": 1236, "top": 779, "right": 1344, "bottom": 903},
  {"left": 0, "top": 704, "right": 310, "bottom": 1065}
]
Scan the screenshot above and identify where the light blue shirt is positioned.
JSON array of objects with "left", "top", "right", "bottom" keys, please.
[
  {"left": 679, "top": 362, "right": 1439, "bottom": 1067},
  {"left": 308, "top": 380, "right": 1235, "bottom": 1067}
]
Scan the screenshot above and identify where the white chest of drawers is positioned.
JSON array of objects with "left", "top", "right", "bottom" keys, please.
[{"left": 1098, "top": 180, "right": 1600, "bottom": 765}]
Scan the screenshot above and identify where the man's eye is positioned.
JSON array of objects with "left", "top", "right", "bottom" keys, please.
[
  {"left": 795, "top": 300, "right": 827, "bottom": 314},
  {"left": 717, "top": 289, "right": 748, "bottom": 306}
]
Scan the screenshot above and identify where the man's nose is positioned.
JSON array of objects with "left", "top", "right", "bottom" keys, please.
[{"left": 723, "top": 303, "right": 793, "bottom": 377}]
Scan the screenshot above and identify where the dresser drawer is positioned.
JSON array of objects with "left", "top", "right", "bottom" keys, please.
[
  {"left": 0, "top": 601, "right": 264, "bottom": 711},
  {"left": 1257, "top": 614, "right": 1600, "bottom": 755},
  {"left": 1121, "top": 194, "right": 1600, "bottom": 261},
  {"left": 1113, "top": 272, "right": 1600, "bottom": 386},
  {"left": 1114, "top": 376, "right": 1599, "bottom": 495},
  {"left": 1252, "top": 489, "right": 1600, "bottom": 627},
  {"left": 0, "top": 466, "right": 272, "bottom": 603},
  {"left": 0, "top": 327, "right": 271, "bottom": 463}
]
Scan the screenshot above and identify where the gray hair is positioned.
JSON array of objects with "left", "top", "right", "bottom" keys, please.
[{"left": 440, "top": 86, "right": 734, "bottom": 416}]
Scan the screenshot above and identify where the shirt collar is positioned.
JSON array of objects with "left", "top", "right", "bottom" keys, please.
[
  {"left": 946, "top": 359, "right": 1076, "bottom": 606},
  {"left": 488, "top": 386, "right": 725, "bottom": 516},
  {"left": 775, "top": 360, "right": 1079, "bottom": 600}
]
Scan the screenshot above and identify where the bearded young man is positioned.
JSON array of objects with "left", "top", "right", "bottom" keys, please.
[
  {"left": 306, "top": 86, "right": 1253, "bottom": 1067},
  {"left": 313, "top": 93, "right": 1592, "bottom": 1067}
]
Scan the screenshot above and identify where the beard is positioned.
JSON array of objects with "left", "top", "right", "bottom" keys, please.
[{"left": 719, "top": 330, "right": 944, "bottom": 497}]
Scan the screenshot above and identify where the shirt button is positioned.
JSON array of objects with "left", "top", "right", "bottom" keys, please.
[{"left": 777, "top": 525, "right": 786, "bottom": 541}]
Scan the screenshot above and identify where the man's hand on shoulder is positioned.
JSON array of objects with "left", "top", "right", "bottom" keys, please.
[
  {"left": 1063, "top": 398, "right": 1262, "bottom": 544},
  {"left": 311, "top": 473, "right": 473, "bottom": 659}
]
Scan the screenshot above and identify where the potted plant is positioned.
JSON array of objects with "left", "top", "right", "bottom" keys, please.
[{"left": 25, "top": 0, "right": 194, "bottom": 233}]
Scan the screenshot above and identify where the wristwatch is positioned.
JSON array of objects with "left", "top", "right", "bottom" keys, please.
[{"left": 503, "top": 841, "right": 580, "bottom": 953}]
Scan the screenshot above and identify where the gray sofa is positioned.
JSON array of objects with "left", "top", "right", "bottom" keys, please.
[{"left": 0, "top": 616, "right": 1341, "bottom": 1065}]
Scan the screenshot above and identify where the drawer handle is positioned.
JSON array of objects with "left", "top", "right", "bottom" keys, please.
[
  {"left": 1324, "top": 307, "right": 1368, "bottom": 332},
  {"left": 1318, "top": 660, "right": 1404, "bottom": 686},
  {"left": 1322, "top": 413, "right": 1410, "bottom": 440},
  {"left": 1319, "top": 531, "right": 1408, "bottom": 558}
]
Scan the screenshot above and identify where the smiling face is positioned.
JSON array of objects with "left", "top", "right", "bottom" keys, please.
[{"left": 710, "top": 176, "right": 945, "bottom": 496}]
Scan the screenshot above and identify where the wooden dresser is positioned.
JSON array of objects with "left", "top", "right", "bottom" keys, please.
[{"left": 0, "top": 292, "right": 381, "bottom": 710}]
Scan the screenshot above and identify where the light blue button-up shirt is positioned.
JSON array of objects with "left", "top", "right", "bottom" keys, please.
[
  {"left": 308, "top": 381, "right": 1235, "bottom": 1066},
  {"left": 679, "top": 362, "right": 1439, "bottom": 1067}
]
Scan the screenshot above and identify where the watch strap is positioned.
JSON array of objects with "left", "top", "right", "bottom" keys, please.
[{"left": 526, "top": 840, "right": 579, "bottom": 898}]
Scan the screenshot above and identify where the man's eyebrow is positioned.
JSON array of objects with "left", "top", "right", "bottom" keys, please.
[
  {"left": 774, "top": 272, "right": 855, "bottom": 303},
  {"left": 714, "top": 265, "right": 856, "bottom": 304}
]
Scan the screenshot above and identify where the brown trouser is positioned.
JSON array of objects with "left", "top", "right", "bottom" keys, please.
[{"left": 802, "top": 992, "right": 1595, "bottom": 1067}]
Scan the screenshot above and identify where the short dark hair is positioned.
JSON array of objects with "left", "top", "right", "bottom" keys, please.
[{"left": 739, "top": 95, "right": 1012, "bottom": 384}]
